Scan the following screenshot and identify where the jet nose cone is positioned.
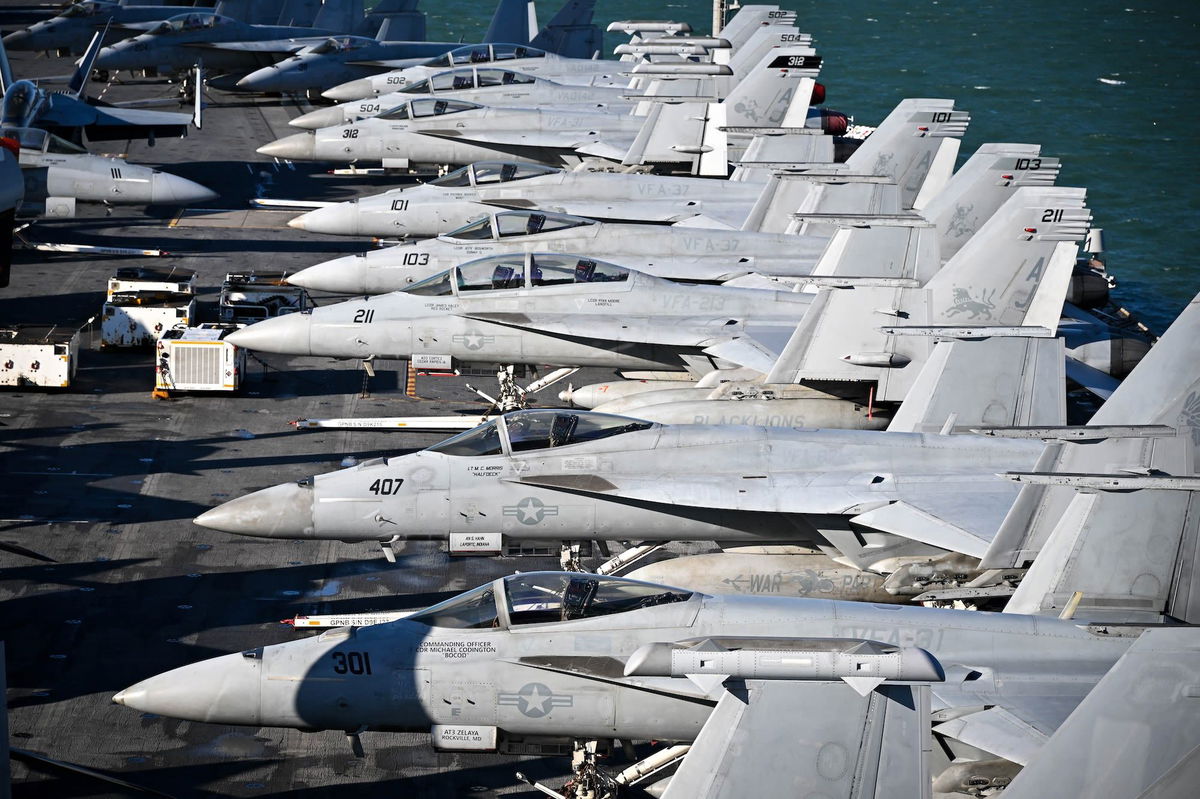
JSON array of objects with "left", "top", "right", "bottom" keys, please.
[
  {"left": 195, "top": 481, "right": 315, "bottom": 538},
  {"left": 151, "top": 171, "right": 220, "bottom": 205},
  {"left": 224, "top": 313, "right": 313, "bottom": 355},
  {"left": 286, "top": 255, "right": 367, "bottom": 293},
  {"left": 257, "top": 132, "right": 316, "bottom": 161},
  {"left": 289, "top": 107, "right": 344, "bottom": 130},
  {"left": 288, "top": 204, "right": 357, "bottom": 236},
  {"left": 236, "top": 66, "right": 279, "bottom": 92},
  {"left": 113, "top": 652, "right": 262, "bottom": 725},
  {"left": 2, "top": 30, "right": 31, "bottom": 49},
  {"left": 323, "top": 79, "right": 373, "bottom": 101}
]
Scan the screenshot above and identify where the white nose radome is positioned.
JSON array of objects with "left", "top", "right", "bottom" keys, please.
[{"left": 194, "top": 482, "right": 315, "bottom": 538}]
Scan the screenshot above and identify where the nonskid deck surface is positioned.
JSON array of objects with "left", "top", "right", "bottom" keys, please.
[{"left": 0, "top": 47, "right": 636, "bottom": 799}]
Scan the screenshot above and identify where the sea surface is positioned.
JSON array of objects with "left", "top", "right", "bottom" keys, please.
[{"left": 422, "top": 1, "right": 1199, "bottom": 331}]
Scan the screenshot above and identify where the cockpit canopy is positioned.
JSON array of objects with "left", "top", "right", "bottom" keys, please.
[
  {"left": 1, "top": 81, "right": 39, "bottom": 127},
  {"left": 378, "top": 97, "right": 482, "bottom": 121},
  {"left": 1, "top": 126, "right": 87, "bottom": 154},
  {"left": 62, "top": 2, "right": 107, "bottom": 19},
  {"left": 425, "top": 409, "right": 653, "bottom": 457},
  {"left": 154, "top": 12, "right": 232, "bottom": 35},
  {"left": 428, "top": 161, "right": 559, "bottom": 188},
  {"left": 308, "top": 36, "right": 371, "bottom": 55},
  {"left": 447, "top": 211, "right": 596, "bottom": 241},
  {"left": 400, "top": 67, "right": 537, "bottom": 94},
  {"left": 405, "top": 253, "right": 630, "bottom": 297},
  {"left": 423, "top": 43, "right": 547, "bottom": 69},
  {"left": 407, "top": 572, "right": 693, "bottom": 629}
]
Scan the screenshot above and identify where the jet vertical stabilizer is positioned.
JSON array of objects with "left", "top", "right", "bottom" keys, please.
[
  {"left": 764, "top": 186, "right": 1089, "bottom": 401},
  {"left": 991, "top": 293, "right": 1200, "bottom": 624},
  {"left": 530, "top": 0, "right": 601, "bottom": 59},
  {"left": 923, "top": 143, "right": 1061, "bottom": 262}
]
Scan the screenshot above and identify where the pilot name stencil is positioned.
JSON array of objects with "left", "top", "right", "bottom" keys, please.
[{"left": 418, "top": 640, "right": 497, "bottom": 658}]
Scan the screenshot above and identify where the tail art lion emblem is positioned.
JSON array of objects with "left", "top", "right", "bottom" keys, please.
[{"left": 946, "top": 287, "right": 997, "bottom": 319}]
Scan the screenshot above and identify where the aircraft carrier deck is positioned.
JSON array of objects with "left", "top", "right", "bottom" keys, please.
[{"left": 1, "top": 50, "right": 620, "bottom": 798}]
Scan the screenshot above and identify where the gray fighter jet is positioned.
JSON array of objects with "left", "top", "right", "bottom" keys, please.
[
  {"left": 230, "top": 185, "right": 1084, "bottom": 383},
  {"left": 196, "top": 188, "right": 1087, "bottom": 568},
  {"left": 289, "top": 67, "right": 639, "bottom": 130},
  {"left": 2, "top": 125, "right": 217, "bottom": 215},
  {"left": 287, "top": 17, "right": 805, "bottom": 131},
  {"left": 236, "top": 0, "right": 604, "bottom": 94},
  {"left": 2, "top": 1, "right": 220, "bottom": 56},
  {"left": 0, "top": 30, "right": 198, "bottom": 143},
  {"left": 92, "top": 2, "right": 440, "bottom": 78},
  {"left": 255, "top": 44, "right": 841, "bottom": 172},
  {"left": 318, "top": 3, "right": 797, "bottom": 101},
  {"left": 321, "top": 42, "right": 626, "bottom": 102},
  {"left": 115, "top": 305, "right": 1200, "bottom": 790},
  {"left": 284, "top": 97, "right": 968, "bottom": 237}
]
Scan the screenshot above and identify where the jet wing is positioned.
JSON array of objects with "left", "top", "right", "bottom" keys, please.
[
  {"left": 184, "top": 38, "right": 321, "bottom": 54},
  {"left": 661, "top": 680, "right": 932, "bottom": 799},
  {"left": 1000, "top": 627, "right": 1200, "bottom": 797},
  {"left": 40, "top": 95, "right": 192, "bottom": 139}
]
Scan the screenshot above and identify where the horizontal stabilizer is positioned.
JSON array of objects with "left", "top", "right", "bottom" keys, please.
[
  {"left": 933, "top": 706, "right": 1047, "bottom": 766},
  {"left": 1001, "top": 628, "right": 1200, "bottom": 799},
  {"left": 849, "top": 501, "right": 991, "bottom": 557},
  {"left": 662, "top": 680, "right": 932, "bottom": 799}
]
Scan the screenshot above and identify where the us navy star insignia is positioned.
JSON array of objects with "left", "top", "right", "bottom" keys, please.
[
  {"left": 503, "top": 496, "right": 559, "bottom": 525},
  {"left": 498, "top": 682, "right": 573, "bottom": 718}
]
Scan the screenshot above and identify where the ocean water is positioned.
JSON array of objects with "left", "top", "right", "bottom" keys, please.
[{"left": 423, "top": 1, "right": 1200, "bottom": 331}]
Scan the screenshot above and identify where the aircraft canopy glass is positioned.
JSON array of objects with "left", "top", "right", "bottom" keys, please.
[
  {"left": 406, "top": 573, "right": 692, "bottom": 629},
  {"left": 410, "top": 98, "right": 481, "bottom": 118},
  {"left": 495, "top": 211, "right": 595, "bottom": 238},
  {"left": 491, "top": 43, "right": 546, "bottom": 61},
  {"left": 426, "top": 44, "right": 546, "bottom": 69},
  {"left": 1, "top": 126, "right": 87, "bottom": 155},
  {"left": 407, "top": 583, "right": 499, "bottom": 629},
  {"left": 310, "top": 36, "right": 370, "bottom": 55},
  {"left": 529, "top": 254, "right": 629, "bottom": 286},
  {"left": 404, "top": 268, "right": 455, "bottom": 296},
  {"left": 504, "top": 573, "right": 692, "bottom": 625},
  {"left": 471, "top": 161, "right": 557, "bottom": 184},
  {"left": 504, "top": 410, "right": 652, "bottom": 452},
  {"left": 62, "top": 3, "right": 102, "bottom": 18},
  {"left": 425, "top": 419, "right": 504, "bottom": 457},
  {"left": 457, "top": 255, "right": 526, "bottom": 291},
  {"left": 445, "top": 215, "right": 494, "bottom": 240},
  {"left": 156, "top": 12, "right": 230, "bottom": 35},
  {"left": 1, "top": 83, "right": 37, "bottom": 126},
  {"left": 477, "top": 69, "right": 535, "bottom": 87}
]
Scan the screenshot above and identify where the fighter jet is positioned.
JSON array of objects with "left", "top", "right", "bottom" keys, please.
[
  {"left": 115, "top": 308, "right": 1200, "bottom": 791},
  {"left": 91, "top": 3, "right": 442, "bottom": 79},
  {"left": 197, "top": 187, "right": 1088, "bottom": 569},
  {"left": 2, "top": 125, "right": 218, "bottom": 215},
  {"left": 0, "top": 29, "right": 198, "bottom": 143},
  {"left": 281, "top": 96, "right": 950, "bottom": 237},
  {"left": 232, "top": 185, "right": 1085, "bottom": 382},
  {"left": 322, "top": 41, "right": 627, "bottom": 102},
  {"left": 287, "top": 17, "right": 804, "bottom": 131},
  {"left": 236, "top": 0, "right": 605, "bottom": 94},
  {"left": 289, "top": 67, "right": 641, "bottom": 130},
  {"left": 255, "top": 43, "right": 842, "bottom": 172},
  {"left": 318, "top": 3, "right": 797, "bottom": 101},
  {"left": 2, "top": 1, "right": 220, "bottom": 56}
]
